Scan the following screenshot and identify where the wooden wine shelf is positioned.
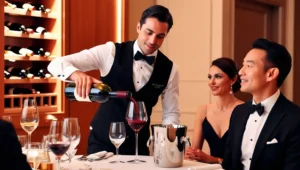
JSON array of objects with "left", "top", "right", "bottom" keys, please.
[
  {"left": 4, "top": 106, "right": 58, "bottom": 114},
  {"left": 4, "top": 7, "right": 57, "bottom": 19},
  {"left": 4, "top": 93, "right": 57, "bottom": 98},
  {"left": 4, "top": 77, "right": 57, "bottom": 84},
  {"left": 5, "top": 31, "right": 58, "bottom": 40},
  {"left": 4, "top": 54, "right": 56, "bottom": 61}
]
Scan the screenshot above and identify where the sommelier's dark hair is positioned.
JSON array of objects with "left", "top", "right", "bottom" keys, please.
[
  {"left": 139, "top": 5, "right": 173, "bottom": 32},
  {"left": 212, "top": 57, "right": 241, "bottom": 93},
  {"left": 252, "top": 38, "right": 292, "bottom": 87}
]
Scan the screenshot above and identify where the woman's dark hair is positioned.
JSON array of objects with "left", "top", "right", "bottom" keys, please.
[
  {"left": 211, "top": 58, "right": 241, "bottom": 93},
  {"left": 139, "top": 5, "right": 173, "bottom": 32}
]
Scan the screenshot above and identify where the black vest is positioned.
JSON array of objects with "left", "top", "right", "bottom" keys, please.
[{"left": 87, "top": 41, "right": 173, "bottom": 155}]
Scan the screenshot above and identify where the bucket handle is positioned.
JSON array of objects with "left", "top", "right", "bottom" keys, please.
[
  {"left": 147, "top": 136, "right": 153, "bottom": 147},
  {"left": 180, "top": 136, "right": 191, "bottom": 147}
]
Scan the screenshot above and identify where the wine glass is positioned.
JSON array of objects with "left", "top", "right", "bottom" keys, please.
[
  {"left": 20, "top": 99, "right": 39, "bottom": 150},
  {"left": 27, "top": 142, "right": 42, "bottom": 170},
  {"left": 18, "top": 135, "right": 27, "bottom": 154},
  {"left": 48, "top": 120, "right": 71, "bottom": 170},
  {"left": 109, "top": 122, "right": 126, "bottom": 163},
  {"left": 64, "top": 118, "right": 80, "bottom": 163},
  {"left": 126, "top": 101, "right": 148, "bottom": 164}
]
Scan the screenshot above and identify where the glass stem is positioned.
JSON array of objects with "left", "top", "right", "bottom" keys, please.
[
  {"left": 28, "top": 132, "right": 31, "bottom": 150},
  {"left": 135, "top": 132, "right": 139, "bottom": 162},
  {"left": 116, "top": 147, "right": 119, "bottom": 163},
  {"left": 57, "top": 158, "right": 60, "bottom": 170}
]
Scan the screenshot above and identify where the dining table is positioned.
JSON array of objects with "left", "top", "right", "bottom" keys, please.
[{"left": 59, "top": 155, "right": 223, "bottom": 170}]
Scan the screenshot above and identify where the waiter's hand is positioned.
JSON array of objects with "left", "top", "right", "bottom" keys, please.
[{"left": 69, "top": 70, "right": 102, "bottom": 98}]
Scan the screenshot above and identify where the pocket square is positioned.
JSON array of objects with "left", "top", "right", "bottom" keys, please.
[{"left": 266, "top": 138, "right": 278, "bottom": 145}]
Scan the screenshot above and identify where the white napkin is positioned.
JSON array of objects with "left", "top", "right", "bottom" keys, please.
[
  {"left": 187, "top": 164, "right": 223, "bottom": 170},
  {"left": 86, "top": 151, "right": 114, "bottom": 160}
]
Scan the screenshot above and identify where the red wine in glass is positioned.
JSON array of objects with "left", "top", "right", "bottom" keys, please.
[
  {"left": 127, "top": 119, "right": 146, "bottom": 132},
  {"left": 126, "top": 101, "right": 148, "bottom": 164},
  {"left": 48, "top": 143, "right": 70, "bottom": 158}
]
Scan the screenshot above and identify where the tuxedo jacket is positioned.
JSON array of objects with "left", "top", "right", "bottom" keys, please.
[
  {"left": 222, "top": 94, "right": 300, "bottom": 170},
  {"left": 0, "top": 120, "right": 32, "bottom": 170}
]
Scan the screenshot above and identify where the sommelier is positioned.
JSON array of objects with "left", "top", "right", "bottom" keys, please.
[{"left": 48, "top": 5, "right": 180, "bottom": 155}]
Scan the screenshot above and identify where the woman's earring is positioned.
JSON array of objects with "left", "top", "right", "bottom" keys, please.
[{"left": 230, "top": 86, "right": 233, "bottom": 94}]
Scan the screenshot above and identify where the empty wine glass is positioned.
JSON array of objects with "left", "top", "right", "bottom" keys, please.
[
  {"left": 64, "top": 118, "right": 80, "bottom": 163},
  {"left": 109, "top": 122, "right": 126, "bottom": 163},
  {"left": 27, "top": 142, "right": 42, "bottom": 170},
  {"left": 126, "top": 101, "right": 148, "bottom": 164},
  {"left": 48, "top": 120, "right": 71, "bottom": 170},
  {"left": 18, "top": 135, "right": 27, "bottom": 154},
  {"left": 20, "top": 99, "right": 39, "bottom": 150}
]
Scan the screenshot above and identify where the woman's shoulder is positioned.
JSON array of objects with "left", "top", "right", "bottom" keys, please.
[{"left": 195, "top": 104, "right": 214, "bottom": 121}]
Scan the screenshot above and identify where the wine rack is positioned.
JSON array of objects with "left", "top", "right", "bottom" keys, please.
[{"left": 2, "top": 0, "right": 64, "bottom": 114}]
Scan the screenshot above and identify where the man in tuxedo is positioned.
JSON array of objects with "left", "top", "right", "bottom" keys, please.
[
  {"left": 0, "top": 119, "right": 32, "bottom": 170},
  {"left": 222, "top": 38, "right": 300, "bottom": 170}
]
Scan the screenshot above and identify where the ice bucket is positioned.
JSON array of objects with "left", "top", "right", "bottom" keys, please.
[{"left": 147, "top": 124, "right": 190, "bottom": 168}]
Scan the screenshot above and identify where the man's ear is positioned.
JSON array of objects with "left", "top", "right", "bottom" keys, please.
[
  {"left": 266, "top": 67, "right": 279, "bottom": 82},
  {"left": 137, "top": 22, "right": 141, "bottom": 33}
]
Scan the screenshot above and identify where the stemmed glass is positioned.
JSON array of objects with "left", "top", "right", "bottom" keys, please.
[
  {"left": 126, "top": 101, "right": 148, "bottom": 164},
  {"left": 48, "top": 120, "right": 71, "bottom": 170},
  {"left": 27, "top": 142, "right": 42, "bottom": 170},
  {"left": 109, "top": 122, "right": 126, "bottom": 163},
  {"left": 20, "top": 99, "right": 39, "bottom": 150},
  {"left": 64, "top": 118, "right": 80, "bottom": 163}
]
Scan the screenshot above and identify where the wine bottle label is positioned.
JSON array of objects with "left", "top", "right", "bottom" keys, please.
[
  {"left": 74, "top": 91, "right": 91, "bottom": 102},
  {"left": 19, "top": 48, "right": 28, "bottom": 56},
  {"left": 36, "top": 27, "right": 45, "bottom": 33}
]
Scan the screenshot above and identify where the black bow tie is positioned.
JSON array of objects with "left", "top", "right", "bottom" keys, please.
[
  {"left": 249, "top": 103, "right": 265, "bottom": 116},
  {"left": 134, "top": 51, "right": 155, "bottom": 65}
]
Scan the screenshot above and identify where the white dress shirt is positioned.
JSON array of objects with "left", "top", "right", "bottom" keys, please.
[
  {"left": 241, "top": 89, "right": 280, "bottom": 170},
  {"left": 47, "top": 41, "right": 180, "bottom": 124}
]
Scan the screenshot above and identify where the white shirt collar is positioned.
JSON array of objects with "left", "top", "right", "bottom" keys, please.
[
  {"left": 133, "top": 40, "right": 158, "bottom": 58},
  {"left": 252, "top": 89, "right": 281, "bottom": 113}
]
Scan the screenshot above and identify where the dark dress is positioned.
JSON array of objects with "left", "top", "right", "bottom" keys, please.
[{"left": 202, "top": 117, "right": 228, "bottom": 158}]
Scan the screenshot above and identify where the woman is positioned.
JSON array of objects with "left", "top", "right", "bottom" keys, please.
[{"left": 185, "top": 57, "right": 243, "bottom": 164}]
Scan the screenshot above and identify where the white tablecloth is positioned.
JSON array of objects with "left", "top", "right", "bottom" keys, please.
[{"left": 60, "top": 155, "right": 223, "bottom": 170}]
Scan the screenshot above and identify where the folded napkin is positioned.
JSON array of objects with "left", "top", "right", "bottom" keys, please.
[
  {"left": 187, "top": 164, "right": 222, "bottom": 170},
  {"left": 86, "top": 151, "right": 114, "bottom": 160}
]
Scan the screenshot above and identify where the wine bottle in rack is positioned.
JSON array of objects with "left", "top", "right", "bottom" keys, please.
[
  {"left": 5, "top": 66, "right": 30, "bottom": 79},
  {"left": 13, "top": 2, "right": 36, "bottom": 11},
  {"left": 26, "top": 67, "right": 52, "bottom": 79},
  {"left": 30, "top": 3, "right": 51, "bottom": 13},
  {"left": 28, "top": 25, "right": 47, "bottom": 34},
  {"left": 5, "top": 45, "right": 34, "bottom": 57},
  {"left": 4, "top": 70, "right": 11, "bottom": 79},
  {"left": 4, "top": 21, "right": 34, "bottom": 34},
  {"left": 5, "top": 87, "right": 37, "bottom": 94},
  {"left": 27, "top": 46, "right": 51, "bottom": 57},
  {"left": 4, "top": 1, "right": 17, "bottom": 9}
]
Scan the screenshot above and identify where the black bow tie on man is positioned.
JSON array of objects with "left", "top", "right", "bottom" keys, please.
[
  {"left": 248, "top": 103, "right": 265, "bottom": 116},
  {"left": 134, "top": 51, "right": 155, "bottom": 65}
]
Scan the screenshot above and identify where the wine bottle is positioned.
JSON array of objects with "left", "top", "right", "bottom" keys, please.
[
  {"left": 28, "top": 25, "right": 47, "bottom": 34},
  {"left": 65, "top": 83, "right": 132, "bottom": 103},
  {"left": 4, "top": 1, "right": 16, "bottom": 9},
  {"left": 5, "top": 21, "right": 27, "bottom": 33},
  {"left": 4, "top": 70, "right": 11, "bottom": 79},
  {"left": 26, "top": 67, "right": 51, "bottom": 79},
  {"left": 27, "top": 46, "right": 51, "bottom": 57},
  {"left": 5, "top": 66, "right": 28, "bottom": 79},
  {"left": 5, "top": 45, "right": 34, "bottom": 56},
  {"left": 14, "top": 2, "right": 35, "bottom": 11},
  {"left": 30, "top": 3, "right": 51, "bottom": 13},
  {"left": 5, "top": 87, "right": 35, "bottom": 94}
]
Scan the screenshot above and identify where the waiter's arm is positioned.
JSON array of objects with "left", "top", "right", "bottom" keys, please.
[
  {"left": 47, "top": 42, "right": 115, "bottom": 97},
  {"left": 161, "top": 64, "right": 180, "bottom": 125}
]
